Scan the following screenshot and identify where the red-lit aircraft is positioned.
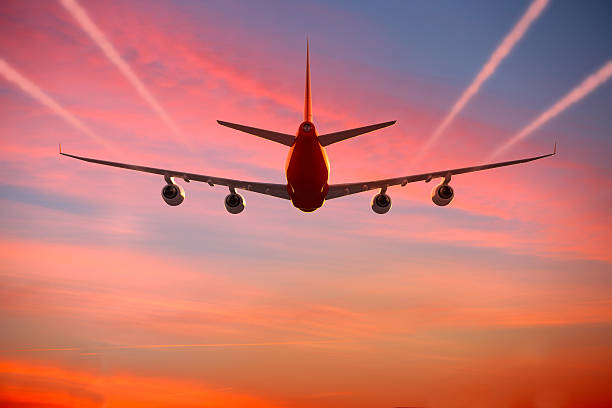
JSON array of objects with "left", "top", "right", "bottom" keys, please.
[{"left": 61, "top": 43, "right": 555, "bottom": 214}]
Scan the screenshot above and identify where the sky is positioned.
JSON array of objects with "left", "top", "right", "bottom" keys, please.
[{"left": 0, "top": 0, "right": 611, "bottom": 407}]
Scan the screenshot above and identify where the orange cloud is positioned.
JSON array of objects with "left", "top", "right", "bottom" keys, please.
[
  {"left": 0, "top": 359, "right": 284, "bottom": 408},
  {"left": 2, "top": 238, "right": 610, "bottom": 345}
]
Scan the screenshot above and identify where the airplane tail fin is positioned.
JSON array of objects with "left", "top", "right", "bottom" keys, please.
[
  {"left": 218, "top": 41, "right": 395, "bottom": 148},
  {"left": 304, "top": 39, "right": 312, "bottom": 123},
  {"left": 317, "top": 121, "right": 397, "bottom": 146}
]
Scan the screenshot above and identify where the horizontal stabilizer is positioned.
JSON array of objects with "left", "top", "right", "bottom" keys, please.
[
  {"left": 318, "top": 120, "right": 396, "bottom": 146},
  {"left": 217, "top": 120, "right": 295, "bottom": 146}
]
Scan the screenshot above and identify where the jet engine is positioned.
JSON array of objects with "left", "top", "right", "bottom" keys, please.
[
  {"left": 431, "top": 182, "right": 454, "bottom": 206},
  {"left": 371, "top": 193, "right": 392, "bottom": 214},
  {"left": 161, "top": 182, "right": 185, "bottom": 206},
  {"left": 225, "top": 193, "right": 245, "bottom": 214}
]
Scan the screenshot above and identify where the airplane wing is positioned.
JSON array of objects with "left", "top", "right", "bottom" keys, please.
[
  {"left": 326, "top": 146, "right": 556, "bottom": 199},
  {"left": 60, "top": 150, "right": 291, "bottom": 200}
]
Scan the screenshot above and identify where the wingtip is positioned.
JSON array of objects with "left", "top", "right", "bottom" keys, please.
[
  {"left": 58, "top": 143, "right": 61, "bottom": 154},
  {"left": 553, "top": 141, "right": 557, "bottom": 154}
]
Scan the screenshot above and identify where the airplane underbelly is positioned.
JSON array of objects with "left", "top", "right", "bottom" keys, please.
[
  {"left": 285, "top": 137, "right": 329, "bottom": 212},
  {"left": 288, "top": 179, "right": 328, "bottom": 211}
]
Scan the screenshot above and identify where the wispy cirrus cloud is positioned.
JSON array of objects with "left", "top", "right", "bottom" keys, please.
[
  {"left": 415, "top": 0, "right": 550, "bottom": 163},
  {"left": 492, "top": 60, "right": 612, "bottom": 157},
  {"left": 9, "top": 340, "right": 336, "bottom": 354}
]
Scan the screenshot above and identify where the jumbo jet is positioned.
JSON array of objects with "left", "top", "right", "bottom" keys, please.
[{"left": 61, "top": 43, "right": 555, "bottom": 214}]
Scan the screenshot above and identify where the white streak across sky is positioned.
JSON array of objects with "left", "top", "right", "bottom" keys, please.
[
  {"left": 492, "top": 60, "right": 612, "bottom": 158},
  {"left": 10, "top": 340, "right": 337, "bottom": 353},
  {"left": 59, "top": 0, "right": 185, "bottom": 143},
  {"left": 415, "top": 0, "right": 549, "bottom": 163},
  {"left": 0, "top": 58, "right": 109, "bottom": 150}
]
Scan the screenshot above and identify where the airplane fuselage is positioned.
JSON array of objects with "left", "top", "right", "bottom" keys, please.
[{"left": 285, "top": 121, "right": 329, "bottom": 212}]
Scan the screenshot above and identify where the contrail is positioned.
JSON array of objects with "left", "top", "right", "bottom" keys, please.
[
  {"left": 0, "top": 58, "right": 109, "bottom": 150},
  {"left": 492, "top": 60, "right": 612, "bottom": 158},
  {"left": 9, "top": 340, "right": 337, "bottom": 353},
  {"left": 415, "top": 0, "right": 549, "bottom": 163},
  {"left": 59, "top": 0, "right": 183, "bottom": 141}
]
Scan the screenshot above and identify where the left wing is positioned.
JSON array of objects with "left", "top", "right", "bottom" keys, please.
[
  {"left": 326, "top": 146, "right": 555, "bottom": 199},
  {"left": 60, "top": 150, "right": 290, "bottom": 200}
]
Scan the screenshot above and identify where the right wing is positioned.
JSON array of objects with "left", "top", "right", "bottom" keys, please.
[
  {"left": 60, "top": 150, "right": 290, "bottom": 200},
  {"left": 326, "top": 146, "right": 556, "bottom": 199},
  {"left": 217, "top": 120, "right": 295, "bottom": 146}
]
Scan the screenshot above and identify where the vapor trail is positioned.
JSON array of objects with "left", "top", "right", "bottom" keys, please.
[
  {"left": 59, "top": 0, "right": 183, "bottom": 140},
  {"left": 0, "top": 58, "right": 109, "bottom": 149},
  {"left": 12, "top": 340, "right": 336, "bottom": 353},
  {"left": 491, "top": 60, "right": 612, "bottom": 158},
  {"left": 415, "top": 0, "right": 549, "bottom": 162}
]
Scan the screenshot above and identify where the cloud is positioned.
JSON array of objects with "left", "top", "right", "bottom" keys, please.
[
  {"left": 0, "top": 359, "right": 285, "bottom": 408},
  {"left": 11, "top": 340, "right": 336, "bottom": 354}
]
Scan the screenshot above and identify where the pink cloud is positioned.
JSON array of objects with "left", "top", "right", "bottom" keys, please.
[{"left": 2, "top": 238, "right": 610, "bottom": 344}]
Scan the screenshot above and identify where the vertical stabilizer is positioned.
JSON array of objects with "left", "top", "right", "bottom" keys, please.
[{"left": 304, "top": 39, "right": 312, "bottom": 122}]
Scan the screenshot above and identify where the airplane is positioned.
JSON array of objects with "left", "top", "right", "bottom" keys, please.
[{"left": 61, "top": 42, "right": 555, "bottom": 214}]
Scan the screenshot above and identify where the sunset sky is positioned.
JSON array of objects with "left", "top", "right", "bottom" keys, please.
[{"left": 1, "top": 0, "right": 611, "bottom": 407}]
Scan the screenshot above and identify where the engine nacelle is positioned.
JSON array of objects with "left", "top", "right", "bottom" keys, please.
[
  {"left": 161, "top": 183, "right": 185, "bottom": 206},
  {"left": 431, "top": 183, "right": 454, "bottom": 206},
  {"left": 224, "top": 193, "right": 245, "bottom": 214},
  {"left": 371, "top": 193, "right": 392, "bottom": 214}
]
